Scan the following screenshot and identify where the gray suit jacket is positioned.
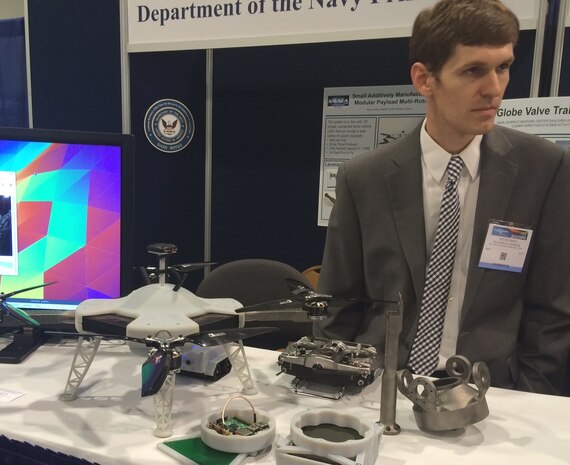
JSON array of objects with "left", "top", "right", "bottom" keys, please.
[{"left": 314, "top": 124, "right": 570, "bottom": 395}]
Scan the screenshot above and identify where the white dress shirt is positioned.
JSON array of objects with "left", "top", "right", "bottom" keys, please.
[{"left": 420, "top": 120, "right": 481, "bottom": 370}]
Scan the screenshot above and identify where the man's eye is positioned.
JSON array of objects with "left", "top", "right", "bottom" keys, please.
[
  {"left": 497, "top": 63, "right": 511, "bottom": 73},
  {"left": 465, "top": 67, "right": 484, "bottom": 77}
]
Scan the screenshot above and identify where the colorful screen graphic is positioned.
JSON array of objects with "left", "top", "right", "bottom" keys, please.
[{"left": 0, "top": 130, "right": 132, "bottom": 313}]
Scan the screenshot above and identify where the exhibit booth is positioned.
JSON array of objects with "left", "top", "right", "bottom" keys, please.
[
  {"left": 1, "top": 1, "right": 570, "bottom": 464},
  {"left": 21, "top": 0, "right": 563, "bottom": 277}
]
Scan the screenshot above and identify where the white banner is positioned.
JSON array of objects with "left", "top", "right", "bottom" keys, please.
[
  {"left": 495, "top": 96, "right": 570, "bottom": 145},
  {"left": 127, "top": 0, "right": 541, "bottom": 52}
]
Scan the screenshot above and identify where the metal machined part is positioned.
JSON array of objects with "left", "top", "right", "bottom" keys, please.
[
  {"left": 397, "top": 355, "right": 491, "bottom": 431},
  {"left": 277, "top": 336, "right": 381, "bottom": 394},
  {"left": 380, "top": 292, "right": 403, "bottom": 435}
]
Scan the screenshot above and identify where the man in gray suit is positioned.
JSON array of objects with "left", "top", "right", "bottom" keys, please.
[{"left": 314, "top": 0, "right": 570, "bottom": 395}]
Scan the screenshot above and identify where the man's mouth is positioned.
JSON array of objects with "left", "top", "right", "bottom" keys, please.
[{"left": 473, "top": 106, "right": 498, "bottom": 115}]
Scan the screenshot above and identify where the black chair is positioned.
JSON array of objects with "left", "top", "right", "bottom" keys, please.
[{"left": 196, "top": 259, "right": 313, "bottom": 349}]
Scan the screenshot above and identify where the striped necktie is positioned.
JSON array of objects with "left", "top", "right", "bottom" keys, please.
[{"left": 408, "top": 155, "right": 464, "bottom": 375}]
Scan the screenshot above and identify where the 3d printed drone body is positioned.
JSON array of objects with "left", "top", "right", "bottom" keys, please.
[{"left": 59, "top": 243, "right": 276, "bottom": 437}]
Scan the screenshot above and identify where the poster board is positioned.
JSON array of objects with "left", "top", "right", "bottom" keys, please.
[
  {"left": 318, "top": 95, "right": 570, "bottom": 226},
  {"left": 317, "top": 84, "right": 425, "bottom": 225}
]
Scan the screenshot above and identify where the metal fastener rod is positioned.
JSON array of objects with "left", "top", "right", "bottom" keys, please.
[{"left": 380, "top": 292, "right": 403, "bottom": 435}]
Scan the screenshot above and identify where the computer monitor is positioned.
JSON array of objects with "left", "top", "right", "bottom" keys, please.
[{"left": 0, "top": 126, "right": 134, "bottom": 332}]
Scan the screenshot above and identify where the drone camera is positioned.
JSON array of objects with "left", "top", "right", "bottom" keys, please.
[{"left": 146, "top": 243, "right": 178, "bottom": 256}]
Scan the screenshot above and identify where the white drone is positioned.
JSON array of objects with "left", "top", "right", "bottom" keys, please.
[{"left": 60, "top": 243, "right": 273, "bottom": 437}]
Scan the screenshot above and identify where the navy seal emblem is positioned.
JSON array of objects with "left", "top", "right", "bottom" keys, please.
[{"left": 144, "top": 99, "right": 195, "bottom": 153}]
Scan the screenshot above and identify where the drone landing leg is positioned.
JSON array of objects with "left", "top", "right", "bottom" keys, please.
[
  {"left": 224, "top": 341, "right": 257, "bottom": 395},
  {"left": 153, "top": 372, "right": 175, "bottom": 438},
  {"left": 60, "top": 336, "right": 102, "bottom": 402}
]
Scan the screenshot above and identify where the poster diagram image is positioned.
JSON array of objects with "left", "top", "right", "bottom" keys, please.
[{"left": 377, "top": 116, "right": 422, "bottom": 146}]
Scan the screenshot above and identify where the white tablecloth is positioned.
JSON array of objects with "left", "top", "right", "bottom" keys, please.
[{"left": 0, "top": 338, "right": 569, "bottom": 465}]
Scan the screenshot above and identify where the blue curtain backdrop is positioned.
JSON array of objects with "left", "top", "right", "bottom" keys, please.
[{"left": 0, "top": 17, "right": 29, "bottom": 128}]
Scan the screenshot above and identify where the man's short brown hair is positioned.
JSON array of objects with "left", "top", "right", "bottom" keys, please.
[{"left": 410, "top": 0, "right": 519, "bottom": 75}]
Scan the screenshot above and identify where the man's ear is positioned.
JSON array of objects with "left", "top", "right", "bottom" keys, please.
[{"left": 411, "top": 62, "right": 434, "bottom": 96}]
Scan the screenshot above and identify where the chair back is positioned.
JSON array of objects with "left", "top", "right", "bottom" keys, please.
[
  {"left": 196, "top": 258, "right": 311, "bottom": 306},
  {"left": 195, "top": 259, "right": 313, "bottom": 349}
]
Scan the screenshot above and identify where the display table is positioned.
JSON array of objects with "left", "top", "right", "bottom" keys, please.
[{"left": 0, "top": 337, "right": 569, "bottom": 465}]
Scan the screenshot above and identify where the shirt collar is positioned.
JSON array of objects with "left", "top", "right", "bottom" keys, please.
[{"left": 420, "top": 119, "right": 481, "bottom": 184}]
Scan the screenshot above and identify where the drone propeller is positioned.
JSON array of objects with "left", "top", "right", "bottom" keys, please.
[
  {"left": 168, "top": 262, "right": 217, "bottom": 291},
  {"left": 0, "top": 282, "right": 57, "bottom": 301},
  {"left": 2, "top": 301, "right": 42, "bottom": 328},
  {"left": 286, "top": 279, "right": 314, "bottom": 296},
  {"left": 235, "top": 278, "right": 399, "bottom": 320},
  {"left": 137, "top": 262, "right": 217, "bottom": 290},
  {"left": 170, "top": 263, "right": 216, "bottom": 274},
  {"left": 0, "top": 282, "right": 57, "bottom": 328},
  {"left": 186, "top": 326, "right": 278, "bottom": 347},
  {"left": 285, "top": 278, "right": 393, "bottom": 304}
]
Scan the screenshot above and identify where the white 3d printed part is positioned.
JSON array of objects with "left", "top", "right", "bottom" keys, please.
[
  {"left": 274, "top": 409, "right": 382, "bottom": 465},
  {"left": 201, "top": 407, "right": 276, "bottom": 454}
]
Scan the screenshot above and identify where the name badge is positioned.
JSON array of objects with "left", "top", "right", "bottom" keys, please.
[{"left": 478, "top": 221, "right": 533, "bottom": 273}]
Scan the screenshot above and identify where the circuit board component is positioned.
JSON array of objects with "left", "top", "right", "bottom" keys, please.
[{"left": 208, "top": 416, "right": 270, "bottom": 436}]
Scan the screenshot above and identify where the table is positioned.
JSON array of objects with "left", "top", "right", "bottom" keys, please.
[{"left": 0, "top": 337, "right": 569, "bottom": 465}]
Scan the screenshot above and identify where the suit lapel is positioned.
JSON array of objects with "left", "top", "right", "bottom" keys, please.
[
  {"left": 461, "top": 127, "right": 519, "bottom": 321},
  {"left": 385, "top": 127, "right": 426, "bottom": 305},
  {"left": 384, "top": 126, "right": 519, "bottom": 317}
]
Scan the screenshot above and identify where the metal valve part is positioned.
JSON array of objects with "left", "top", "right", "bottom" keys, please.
[{"left": 397, "top": 355, "right": 490, "bottom": 432}]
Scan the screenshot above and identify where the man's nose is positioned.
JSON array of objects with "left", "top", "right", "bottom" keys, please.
[{"left": 481, "top": 71, "right": 505, "bottom": 98}]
